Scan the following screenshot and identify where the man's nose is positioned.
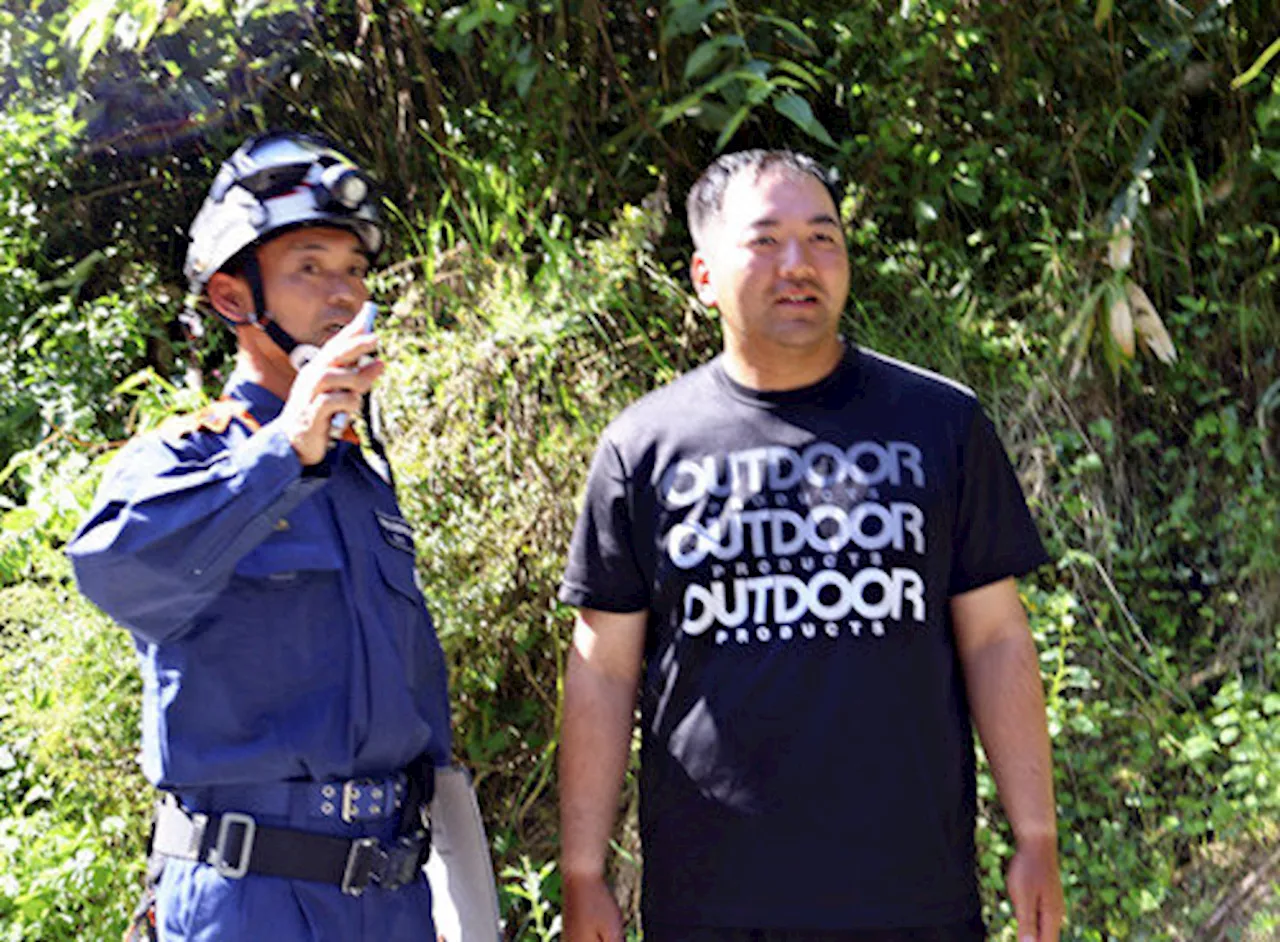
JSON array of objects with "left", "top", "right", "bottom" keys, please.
[
  {"left": 326, "top": 273, "right": 360, "bottom": 305},
  {"left": 778, "top": 238, "right": 815, "bottom": 277}
]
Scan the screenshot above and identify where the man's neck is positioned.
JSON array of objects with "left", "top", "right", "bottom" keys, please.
[
  {"left": 233, "top": 341, "right": 295, "bottom": 402},
  {"left": 720, "top": 337, "right": 845, "bottom": 392}
]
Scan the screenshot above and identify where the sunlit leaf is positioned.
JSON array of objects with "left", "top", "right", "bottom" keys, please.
[
  {"left": 1183, "top": 733, "right": 1217, "bottom": 761},
  {"left": 772, "top": 59, "right": 822, "bottom": 92},
  {"left": 913, "top": 199, "right": 938, "bottom": 225},
  {"left": 1231, "top": 34, "right": 1280, "bottom": 89},
  {"left": 1094, "top": 0, "right": 1114, "bottom": 30}
]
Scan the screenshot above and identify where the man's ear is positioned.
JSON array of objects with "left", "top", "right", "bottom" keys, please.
[
  {"left": 205, "top": 272, "right": 254, "bottom": 324},
  {"left": 691, "top": 252, "right": 718, "bottom": 308}
]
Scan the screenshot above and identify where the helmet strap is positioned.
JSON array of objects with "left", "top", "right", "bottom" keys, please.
[{"left": 239, "top": 249, "right": 304, "bottom": 360}]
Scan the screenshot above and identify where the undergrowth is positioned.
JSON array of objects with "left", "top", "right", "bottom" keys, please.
[{"left": 1, "top": 1, "right": 1278, "bottom": 939}]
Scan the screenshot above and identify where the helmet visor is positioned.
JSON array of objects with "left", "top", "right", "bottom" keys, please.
[{"left": 235, "top": 162, "right": 312, "bottom": 201}]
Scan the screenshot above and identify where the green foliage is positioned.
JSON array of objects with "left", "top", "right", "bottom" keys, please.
[
  {"left": 0, "top": 579, "right": 147, "bottom": 941},
  {"left": 378, "top": 195, "right": 698, "bottom": 871},
  {"left": 0, "top": 0, "right": 1277, "bottom": 939},
  {"left": 501, "top": 856, "right": 563, "bottom": 941},
  {"left": 658, "top": 1, "right": 836, "bottom": 150}
]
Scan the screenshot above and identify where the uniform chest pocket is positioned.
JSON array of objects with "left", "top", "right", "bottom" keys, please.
[
  {"left": 370, "top": 531, "right": 449, "bottom": 702},
  {"left": 373, "top": 543, "right": 422, "bottom": 604}
]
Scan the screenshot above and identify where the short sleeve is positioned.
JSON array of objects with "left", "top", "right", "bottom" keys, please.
[
  {"left": 949, "top": 409, "right": 1051, "bottom": 595},
  {"left": 558, "top": 436, "right": 651, "bottom": 612}
]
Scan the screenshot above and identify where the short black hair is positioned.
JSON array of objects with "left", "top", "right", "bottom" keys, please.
[{"left": 686, "top": 150, "right": 841, "bottom": 250}]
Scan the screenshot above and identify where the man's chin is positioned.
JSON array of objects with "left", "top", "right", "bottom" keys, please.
[{"left": 769, "top": 322, "right": 839, "bottom": 348}]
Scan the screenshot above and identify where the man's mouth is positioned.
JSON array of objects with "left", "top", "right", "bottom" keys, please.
[{"left": 775, "top": 291, "right": 820, "bottom": 306}]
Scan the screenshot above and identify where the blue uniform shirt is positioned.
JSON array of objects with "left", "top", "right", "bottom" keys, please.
[{"left": 68, "top": 372, "right": 451, "bottom": 789}]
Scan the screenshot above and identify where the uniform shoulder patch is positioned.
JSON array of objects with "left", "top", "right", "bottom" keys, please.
[{"left": 158, "top": 399, "right": 262, "bottom": 442}]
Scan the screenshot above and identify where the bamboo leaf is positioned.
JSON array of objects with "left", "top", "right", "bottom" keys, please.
[
  {"left": 1186, "top": 155, "right": 1205, "bottom": 225},
  {"left": 1107, "top": 218, "right": 1133, "bottom": 272},
  {"left": 1108, "top": 284, "right": 1135, "bottom": 358},
  {"left": 1127, "top": 281, "right": 1178, "bottom": 363}
]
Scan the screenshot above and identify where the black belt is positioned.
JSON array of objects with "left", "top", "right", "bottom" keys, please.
[{"left": 150, "top": 761, "right": 435, "bottom": 897}]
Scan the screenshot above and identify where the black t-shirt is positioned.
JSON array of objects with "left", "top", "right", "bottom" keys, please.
[{"left": 559, "top": 346, "right": 1050, "bottom": 930}]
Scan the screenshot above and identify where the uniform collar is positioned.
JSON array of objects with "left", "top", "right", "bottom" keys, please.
[
  {"left": 222, "top": 370, "right": 287, "bottom": 427},
  {"left": 221, "top": 369, "right": 362, "bottom": 447}
]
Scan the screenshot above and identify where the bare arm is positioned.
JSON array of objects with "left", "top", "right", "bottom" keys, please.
[
  {"left": 952, "top": 577, "right": 1064, "bottom": 942},
  {"left": 559, "top": 607, "right": 647, "bottom": 942}
]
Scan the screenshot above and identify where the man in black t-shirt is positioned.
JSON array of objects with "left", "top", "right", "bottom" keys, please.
[{"left": 557, "top": 150, "right": 1064, "bottom": 942}]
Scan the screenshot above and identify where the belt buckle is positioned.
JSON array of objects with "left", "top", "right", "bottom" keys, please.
[
  {"left": 341, "top": 778, "right": 385, "bottom": 824},
  {"left": 341, "top": 837, "right": 382, "bottom": 896},
  {"left": 210, "top": 812, "right": 256, "bottom": 879},
  {"left": 379, "top": 835, "right": 427, "bottom": 891}
]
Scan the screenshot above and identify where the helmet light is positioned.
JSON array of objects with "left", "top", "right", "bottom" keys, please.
[{"left": 319, "top": 165, "right": 370, "bottom": 211}]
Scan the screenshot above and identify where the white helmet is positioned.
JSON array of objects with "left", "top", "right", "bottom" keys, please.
[{"left": 184, "top": 131, "right": 384, "bottom": 297}]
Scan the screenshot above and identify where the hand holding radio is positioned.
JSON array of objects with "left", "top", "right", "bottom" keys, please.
[{"left": 280, "top": 302, "right": 382, "bottom": 466}]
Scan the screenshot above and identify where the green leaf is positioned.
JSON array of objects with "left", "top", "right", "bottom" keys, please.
[
  {"left": 658, "top": 67, "right": 773, "bottom": 127},
  {"left": 1257, "top": 91, "right": 1280, "bottom": 133},
  {"left": 913, "top": 199, "right": 938, "bottom": 225},
  {"left": 1182, "top": 733, "right": 1217, "bottom": 762},
  {"left": 772, "top": 58, "right": 822, "bottom": 92},
  {"left": 63, "top": 0, "right": 117, "bottom": 74},
  {"left": 1, "top": 507, "right": 38, "bottom": 533},
  {"left": 1094, "top": 0, "right": 1114, "bottom": 30},
  {"left": 683, "top": 35, "right": 745, "bottom": 82},
  {"left": 662, "top": 0, "right": 728, "bottom": 43},
  {"left": 715, "top": 104, "right": 752, "bottom": 152},
  {"left": 757, "top": 14, "right": 819, "bottom": 56},
  {"left": 772, "top": 92, "right": 836, "bottom": 147},
  {"left": 515, "top": 65, "right": 537, "bottom": 99},
  {"left": 951, "top": 175, "right": 984, "bottom": 208},
  {"left": 1186, "top": 155, "right": 1205, "bottom": 225},
  {"left": 456, "top": 8, "right": 487, "bottom": 35}
]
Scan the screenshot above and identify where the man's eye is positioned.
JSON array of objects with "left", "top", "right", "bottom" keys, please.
[
  {"left": 813, "top": 232, "right": 835, "bottom": 243},
  {"left": 751, "top": 236, "right": 776, "bottom": 246}
]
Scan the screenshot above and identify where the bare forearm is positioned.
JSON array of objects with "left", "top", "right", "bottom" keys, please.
[
  {"left": 962, "top": 630, "right": 1058, "bottom": 844},
  {"left": 559, "top": 648, "right": 639, "bottom": 878}
]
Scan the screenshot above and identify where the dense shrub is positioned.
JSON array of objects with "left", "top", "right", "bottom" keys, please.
[{"left": 1, "top": 1, "right": 1277, "bottom": 939}]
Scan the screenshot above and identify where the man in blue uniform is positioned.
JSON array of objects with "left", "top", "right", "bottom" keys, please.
[{"left": 67, "top": 131, "right": 451, "bottom": 940}]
